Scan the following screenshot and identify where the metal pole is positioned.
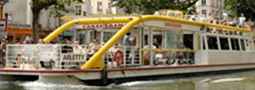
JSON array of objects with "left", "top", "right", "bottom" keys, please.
[{"left": 100, "top": 57, "right": 108, "bottom": 85}]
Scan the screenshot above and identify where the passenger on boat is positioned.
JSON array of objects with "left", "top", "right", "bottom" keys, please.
[
  {"left": 62, "top": 39, "right": 73, "bottom": 53},
  {"left": 15, "top": 54, "right": 22, "bottom": 68},
  {"left": 123, "top": 33, "right": 137, "bottom": 64},
  {"left": 143, "top": 51, "right": 150, "bottom": 65},
  {"left": 154, "top": 51, "right": 168, "bottom": 65},
  {"left": 0, "top": 40, "right": 6, "bottom": 67},
  {"left": 38, "top": 39, "right": 44, "bottom": 44},
  {"left": 112, "top": 47, "right": 124, "bottom": 67},
  {"left": 108, "top": 45, "right": 119, "bottom": 67},
  {"left": 123, "top": 33, "right": 132, "bottom": 45},
  {"left": 239, "top": 14, "right": 246, "bottom": 27},
  {"left": 15, "top": 54, "right": 28, "bottom": 69},
  {"left": 40, "top": 59, "right": 55, "bottom": 69},
  {"left": 86, "top": 41, "right": 101, "bottom": 60},
  {"left": 143, "top": 45, "right": 156, "bottom": 65},
  {"left": 73, "top": 41, "right": 85, "bottom": 54}
]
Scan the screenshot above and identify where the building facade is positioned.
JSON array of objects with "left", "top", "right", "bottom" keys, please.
[
  {"left": 3, "top": 0, "right": 32, "bottom": 42},
  {"left": 0, "top": 0, "right": 6, "bottom": 39},
  {"left": 4, "top": 0, "right": 123, "bottom": 30},
  {"left": 3, "top": 0, "right": 123, "bottom": 42},
  {"left": 4, "top": 0, "right": 31, "bottom": 25},
  {"left": 70, "top": 0, "right": 123, "bottom": 17},
  {"left": 195, "top": 0, "right": 225, "bottom": 18}
]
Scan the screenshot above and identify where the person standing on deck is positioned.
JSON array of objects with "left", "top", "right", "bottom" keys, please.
[
  {"left": 239, "top": 14, "right": 246, "bottom": 27},
  {"left": 0, "top": 40, "right": 6, "bottom": 67},
  {"left": 0, "top": 40, "right": 3, "bottom": 67}
]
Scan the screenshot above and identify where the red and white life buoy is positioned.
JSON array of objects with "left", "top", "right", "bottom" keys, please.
[{"left": 113, "top": 50, "right": 124, "bottom": 66}]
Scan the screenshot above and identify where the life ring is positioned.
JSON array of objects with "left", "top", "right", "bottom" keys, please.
[{"left": 113, "top": 50, "right": 124, "bottom": 66}]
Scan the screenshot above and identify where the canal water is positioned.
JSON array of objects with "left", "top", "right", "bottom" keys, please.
[{"left": 2, "top": 70, "right": 255, "bottom": 90}]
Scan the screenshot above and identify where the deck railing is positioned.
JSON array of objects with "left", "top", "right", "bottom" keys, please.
[
  {"left": 142, "top": 48, "right": 195, "bottom": 65},
  {"left": 6, "top": 44, "right": 196, "bottom": 69},
  {"left": 6, "top": 44, "right": 87, "bottom": 69}
]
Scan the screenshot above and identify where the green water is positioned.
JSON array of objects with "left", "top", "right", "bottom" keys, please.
[{"left": 2, "top": 70, "right": 255, "bottom": 90}]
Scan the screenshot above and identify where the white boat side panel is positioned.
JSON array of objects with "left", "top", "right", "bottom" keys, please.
[
  {"left": 106, "top": 64, "right": 255, "bottom": 79},
  {"left": 207, "top": 51, "right": 255, "bottom": 64}
]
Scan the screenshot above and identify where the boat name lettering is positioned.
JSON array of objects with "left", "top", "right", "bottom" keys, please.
[{"left": 62, "top": 54, "right": 85, "bottom": 61}]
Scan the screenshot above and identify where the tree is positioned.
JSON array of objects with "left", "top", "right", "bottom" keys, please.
[
  {"left": 225, "top": 0, "right": 255, "bottom": 20},
  {"left": 31, "top": 0, "right": 82, "bottom": 42},
  {"left": 113, "top": 0, "right": 199, "bottom": 14}
]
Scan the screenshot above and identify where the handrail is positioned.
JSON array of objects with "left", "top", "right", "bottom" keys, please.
[
  {"left": 43, "top": 17, "right": 132, "bottom": 43},
  {"left": 142, "top": 48, "right": 196, "bottom": 52}
]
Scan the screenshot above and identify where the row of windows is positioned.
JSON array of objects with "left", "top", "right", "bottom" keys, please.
[
  {"left": 204, "top": 36, "right": 248, "bottom": 51},
  {"left": 75, "top": 1, "right": 113, "bottom": 16}
]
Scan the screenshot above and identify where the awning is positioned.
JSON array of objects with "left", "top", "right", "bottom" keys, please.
[
  {"left": 5, "top": 26, "right": 32, "bottom": 36},
  {"left": 75, "top": 23, "right": 126, "bottom": 29},
  {"left": 63, "top": 31, "right": 73, "bottom": 36}
]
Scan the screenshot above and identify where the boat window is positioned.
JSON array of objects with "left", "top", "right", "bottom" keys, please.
[
  {"left": 144, "top": 35, "right": 149, "bottom": 46},
  {"left": 122, "top": 32, "right": 137, "bottom": 46},
  {"left": 207, "top": 36, "right": 218, "bottom": 50},
  {"left": 183, "top": 34, "right": 193, "bottom": 49},
  {"left": 240, "top": 39, "right": 246, "bottom": 51},
  {"left": 231, "top": 38, "right": 240, "bottom": 51},
  {"left": 219, "top": 37, "right": 229, "bottom": 50},
  {"left": 153, "top": 35, "right": 163, "bottom": 48},
  {"left": 202, "top": 36, "right": 206, "bottom": 50},
  {"left": 246, "top": 39, "right": 250, "bottom": 49},
  {"left": 103, "top": 32, "right": 114, "bottom": 42}
]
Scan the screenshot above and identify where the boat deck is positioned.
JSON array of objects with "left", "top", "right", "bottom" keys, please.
[
  {"left": 0, "top": 68, "right": 90, "bottom": 76},
  {"left": 1, "top": 63, "right": 255, "bottom": 77}
]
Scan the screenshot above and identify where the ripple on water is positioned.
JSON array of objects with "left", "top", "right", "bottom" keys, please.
[
  {"left": 17, "top": 81, "right": 105, "bottom": 90},
  {"left": 118, "top": 80, "right": 175, "bottom": 87}
]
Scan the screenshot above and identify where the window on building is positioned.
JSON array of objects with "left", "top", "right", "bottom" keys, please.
[
  {"left": 231, "top": 38, "right": 240, "bottom": 50},
  {"left": 202, "top": 0, "right": 206, "bottom": 6},
  {"left": 207, "top": 36, "right": 218, "bottom": 50},
  {"left": 97, "top": 1, "right": 103, "bottom": 12},
  {"left": 220, "top": 37, "right": 229, "bottom": 50},
  {"left": 202, "top": 9, "right": 207, "bottom": 16},
  {"left": 83, "top": 11, "right": 87, "bottom": 16},
  {"left": 75, "top": 5, "right": 82, "bottom": 15},
  {"left": 107, "top": 2, "right": 112, "bottom": 14}
]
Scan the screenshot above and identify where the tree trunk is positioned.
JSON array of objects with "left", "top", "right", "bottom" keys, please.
[{"left": 32, "top": 11, "right": 40, "bottom": 43}]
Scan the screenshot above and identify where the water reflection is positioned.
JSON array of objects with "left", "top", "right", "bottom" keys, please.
[
  {"left": 2, "top": 70, "right": 255, "bottom": 90},
  {"left": 117, "top": 70, "right": 255, "bottom": 90}
]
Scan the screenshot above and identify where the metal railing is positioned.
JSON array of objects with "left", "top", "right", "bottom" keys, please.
[
  {"left": 6, "top": 44, "right": 88, "bottom": 69},
  {"left": 5, "top": 44, "right": 142, "bottom": 69},
  {"left": 142, "top": 48, "right": 195, "bottom": 65},
  {"left": 104, "top": 46, "right": 141, "bottom": 68},
  {"left": 6, "top": 44, "right": 196, "bottom": 69}
]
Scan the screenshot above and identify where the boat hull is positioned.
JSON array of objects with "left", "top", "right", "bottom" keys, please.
[{"left": 1, "top": 63, "right": 255, "bottom": 85}]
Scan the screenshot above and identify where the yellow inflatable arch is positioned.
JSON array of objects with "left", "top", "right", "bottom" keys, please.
[{"left": 43, "top": 15, "right": 250, "bottom": 70}]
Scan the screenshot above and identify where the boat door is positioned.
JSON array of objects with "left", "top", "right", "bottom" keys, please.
[{"left": 183, "top": 32, "right": 194, "bottom": 49}]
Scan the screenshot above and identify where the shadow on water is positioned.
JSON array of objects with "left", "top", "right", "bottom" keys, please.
[
  {"left": 114, "top": 69, "right": 255, "bottom": 90},
  {"left": 0, "top": 81, "right": 25, "bottom": 90},
  {"left": 2, "top": 70, "right": 255, "bottom": 90}
]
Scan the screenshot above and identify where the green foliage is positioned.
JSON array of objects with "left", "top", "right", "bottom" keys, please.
[
  {"left": 113, "top": 0, "right": 198, "bottom": 14},
  {"left": 31, "top": 0, "right": 83, "bottom": 41},
  {"left": 31, "top": 0, "right": 82, "bottom": 15},
  {"left": 224, "top": 0, "right": 238, "bottom": 16},
  {"left": 225, "top": 0, "right": 255, "bottom": 20}
]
